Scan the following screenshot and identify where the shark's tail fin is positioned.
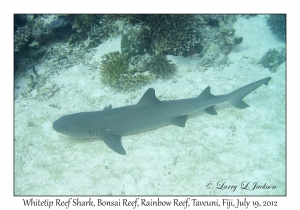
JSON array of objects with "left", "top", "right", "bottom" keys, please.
[{"left": 229, "top": 77, "right": 271, "bottom": 109}]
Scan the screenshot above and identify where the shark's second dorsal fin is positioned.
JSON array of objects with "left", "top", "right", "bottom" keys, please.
[
  {"left": 103, "top": 104, "right": 112, "bottom": 110},
  {"left": 137, "top": 88, "right": 160, "bottom": 106},
  {"left": 197, "top": 86, "right": 215, "bottom": 99}
]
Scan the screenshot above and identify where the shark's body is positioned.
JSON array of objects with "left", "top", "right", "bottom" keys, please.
[{"left": 53, "top": 77, "right": 271, "bottom": 155}]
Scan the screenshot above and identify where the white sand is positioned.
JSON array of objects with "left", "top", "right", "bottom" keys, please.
[{"left": 14, "top": 15, "right": 285, "bottom": 195}]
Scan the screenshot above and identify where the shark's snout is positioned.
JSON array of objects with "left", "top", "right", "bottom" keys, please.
[
  {"left": 53, "top": 117, "right": 69, "bottom": 134},
  {"left": 53, "top": 118, "right": 62, "bottom": 133}
]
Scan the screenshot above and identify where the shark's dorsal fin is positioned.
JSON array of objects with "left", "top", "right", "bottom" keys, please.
[
  {"left": 137, "top": 88, "right": 160, "bottom": 106},
  {"left": 197, "top": 86, "right": 215, "bottom": 99}
]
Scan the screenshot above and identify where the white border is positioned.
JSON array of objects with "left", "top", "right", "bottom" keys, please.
[{"left": 1, "top": 0, "right": 297, "bottom": 209}]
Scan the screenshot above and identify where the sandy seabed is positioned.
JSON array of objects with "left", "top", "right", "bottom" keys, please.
[{"left": 14, "top": 15, "right": 285, "bottom": 195}]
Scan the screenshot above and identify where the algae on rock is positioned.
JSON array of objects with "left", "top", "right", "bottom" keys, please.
[
  {"left": 99, "top": 51, "right": 154, "bottom": 91},
  {"left": 259, "top": 47, "right": 286, "bottom": 72},
  {"left": 145, "top": 53, "right": 177, "bottom": 79},
  {"left": 100, "top": 51, "right": 129, "bottom": 86}
]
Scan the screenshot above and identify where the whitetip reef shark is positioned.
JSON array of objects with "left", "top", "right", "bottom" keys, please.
[{"left": 53, "top": 77, "right": 271, "bottom": 155}]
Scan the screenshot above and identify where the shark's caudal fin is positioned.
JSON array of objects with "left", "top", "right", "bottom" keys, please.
[{"left": 229, "top": 77, "right": 271, "bottom": 109}]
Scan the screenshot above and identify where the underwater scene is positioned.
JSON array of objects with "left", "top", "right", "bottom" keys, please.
[{"left": 14, "top": 14, "right": 286, "bottom": 195}]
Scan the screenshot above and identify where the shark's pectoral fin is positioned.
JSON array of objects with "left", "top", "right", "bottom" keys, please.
[
  {"left": 204, "top": 106, "right": 218, "bottom": 115},
  {"left": 101, "top": 134, "right": 126, "bottom": 155},
  {"left": 230, "top": 99, "right": 249, "bottom": 109},
  {"left": 171, "top": 115, "right": 187, "bottom": 127}
]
